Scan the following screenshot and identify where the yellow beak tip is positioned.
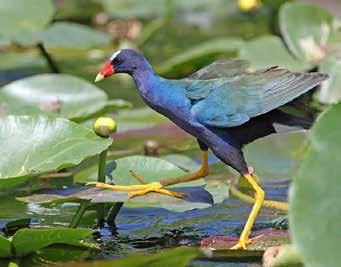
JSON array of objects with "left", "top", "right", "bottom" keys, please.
[{"left": 95, "top": 73, "right": 104, "bottom": 83}]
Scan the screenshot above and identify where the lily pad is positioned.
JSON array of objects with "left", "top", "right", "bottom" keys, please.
[
  {"left": 102, "top": 0, "right": 167, "bottom": 19},
  {"left": 200, "top": 229, "right": 290, "bottom": 251},
  {"left": 317, "top": 56, "right": 341, "bottom": 104},
  {"left": 0, "top": 74, "right": 130, "bottom": 121},
  {"left": 0, "top": 115, "right": 112, "bottom": 189},
  {"left": 18, "top": 186, "right": 214, "bottom": 212},
  {"left": 0, "top": 52, "right": 46, "bottom": 71},
  {"left": 239, "top": 35, "right": 310, "bottom": 71},
  {"left": 279, "top": 2, "right": 334, "bottom": 64},
  {"left": 157, "top": 38, "right": 243, "bottom": 76},
  {"left": 41, "top": 22, "right": 112, "bottom": 50},
  {"left": 113, "top": 156, "right": 205, "bottom": 187},
  {"left": 244, "top": 131, "right": 307, "bottom": 181},
  {"left": 0, "top": 0, "right": 54, "bottom": 39},
  {"left": 75, "top": 155, "right": 205, "bottom": 187},
  {"left": 290, "top": 103, "right": 341, "bottom": 267},
  {"left": 0, "top": 228, "right": 95, "bottom": 258}
]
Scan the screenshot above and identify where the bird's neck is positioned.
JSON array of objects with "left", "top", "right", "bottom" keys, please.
[{"left": 131, "top": 68, "right": 160, "bottom": 97}]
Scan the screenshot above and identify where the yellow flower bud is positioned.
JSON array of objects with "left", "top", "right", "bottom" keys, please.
[
  {"left": 238, "top": 0, "right": 261, "bottom": 12},
  {"left": 94, "top": 117, "right": 117, "bottom": 137}
]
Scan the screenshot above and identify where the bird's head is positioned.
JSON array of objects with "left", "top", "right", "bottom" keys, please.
[{"left": 95, "top": 49, "right": 151, "bottom": 82}]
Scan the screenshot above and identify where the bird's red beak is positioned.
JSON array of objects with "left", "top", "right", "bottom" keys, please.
[{"left": 95, "top": 60, "right": 115, "bottom": 82}]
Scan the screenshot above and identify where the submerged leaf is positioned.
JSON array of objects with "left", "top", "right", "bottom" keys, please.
[{"left": 64, "top": 247, "right": 199, "bottom": 267}]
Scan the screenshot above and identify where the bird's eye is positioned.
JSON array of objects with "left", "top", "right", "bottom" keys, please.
[{"left": 113, "top": 58, "right": 123, "bottom": 65}]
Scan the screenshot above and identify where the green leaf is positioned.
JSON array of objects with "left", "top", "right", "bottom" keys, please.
[
  {"left": 239, "top": 35, "right": 310, "bottom": 71},
  {"left": 245, "top": 131, "right": 307, "bottom": 181},
  {"left": 0, "top": 0, "right": 54, "bottom": 39},
  {"left": 65, "top": 247, "right": 199, "bottom": 267},
  {"left": 0, "top": 74, "right": 130, "bottom": 121},
  {"left": 113, "top": 156, "right": 205, "bottom": 187},
  {"left": 0, "top": 235, "right": 11, "bottom": 258},
  {"left": 0, "top": 115, "right": 111, "bottom": 188},
  {"left": 42, "top": 22, "right": 111, "bottom": 50},
  {"left": 157, "top": 38, "right": 243, "bottom": 76},
  {"left": 11, "top": 228, "right": 94, "bottom": 257},
  {"left": 161, "top": 154, "right": 201, "bottom": 172},
  {"left": 0, "top": 52, "right": 46, "bottom": 71},
  {"left": 317, "top": 56, "right": 341, "bottom": 104},
  {"left": 102, "top": 0, "right": 167, "bottom": 19},
  {"left": 27, "top": 244, "right": 90, "bottom": 264},
  {"left": 279, "top": 2, "right": 334, "bottom": 64},
  {"left": 290, "top": 103, "right": 341, "bottom": 267}
]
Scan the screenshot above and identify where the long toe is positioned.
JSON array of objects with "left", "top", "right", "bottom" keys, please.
[{"left": 230, "top": 239, "right": 250, "bottom": 250}]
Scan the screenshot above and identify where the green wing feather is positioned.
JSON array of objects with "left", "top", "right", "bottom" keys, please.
[{"left": 185, "top": 60, "right": 328, "bottom": 128}]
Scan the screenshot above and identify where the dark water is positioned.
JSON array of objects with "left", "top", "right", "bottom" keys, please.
[{"left": 0, "top": 177, "right": 287, "bottom": 267}]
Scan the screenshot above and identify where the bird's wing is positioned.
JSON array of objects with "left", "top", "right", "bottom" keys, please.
[
  {"left": 186, "top": 68, "right": 327, "bottom": 128},
  {"left": 189, "top": 59, "right": 250, "bottom": 80}
]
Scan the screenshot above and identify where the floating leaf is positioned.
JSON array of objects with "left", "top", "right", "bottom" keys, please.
[
  {"left": 75, "top": 155, "right": 205, "bottom": 187},
  {"left": 200, "top": 229, "right": 290, "bottom": 251},
  {"left": 0, "top": 0, "right": 54, "bottom": 39},
  {"left": 0, "top": 115, "right": 112, "bottom": 189},
  {"left": 0, "top": 52, "right": 46, "bottom": 71},
  {"left": 113, "top": 156, "right": 205, "bottom": 187},
  {"left": 26, "top": 244, "right": 90, "bottom": 264},
  {"left": 157, "top": 38, "right": 243, "bottom": 76},
  {"left": 290, "top": 103, "right": 341, "bottom": 267},
  {"left": 102, "top": 0, "right": 167, "bottom": 19},
  {"left": 244, "top": 131, "right": 307, "bottom": 181},
  {"left": 18, "top": 186, "right": 213, "bottom": 213},
  {"left": 317, "top": 56, "right": 341, "bottom": 104},
  {"left": 41, "top": 22, "right": 111, "bottom": 50},
  {"left": 12, "top": 228, "right": 95, "bottom": 257},
  {"left": 2, "top": 218, "right": 31, "bottom": 235},
  {"left": 161, "top": 154, "right": 201, "bottom": 172},
  {"left": 0, "top": 74, "right": 130, "bottom": 121},
  {"left": 0, "top": 236, "right": 11, "bottom": 258},
  {"left": 279, "top": 2, "right": 333, "bottom": 64},
  {"left": 239, "top": 35, "right": 310, "bottom": 71},
  {"left": 0, "top": 228, "right": 95, "bottom": 258}
]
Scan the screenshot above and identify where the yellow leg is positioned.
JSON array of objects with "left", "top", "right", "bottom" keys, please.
[
  {"left": 230, "top": 173, "right": 265, "bottom": 250},
  {"left": 89, "top": 150, "right": 209, "bottom": 199}
]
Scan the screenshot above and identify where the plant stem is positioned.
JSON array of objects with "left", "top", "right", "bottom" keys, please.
[
  {"left": 36, "top": 42, "right": 60, "bottom": 73},
  {"left": 96, "top": 149, "right": 108, "bottom": 227},
  {"left": 107, "top": 202, "right": 124, "bottom": 227},
  {"left": 69, "top": 201, "right": 90, "bottom": 228}
]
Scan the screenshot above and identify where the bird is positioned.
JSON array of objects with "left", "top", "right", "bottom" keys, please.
[{"left": 94, "top": 49, "right": 328, "bottom": 249}]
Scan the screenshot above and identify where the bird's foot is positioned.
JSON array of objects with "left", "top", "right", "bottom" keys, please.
[
  {"left": 229, "top": 238, "right": 251, "bottom": 250},
  {"left": 87, "top": 181, "right": 186, "bottom": 199}
]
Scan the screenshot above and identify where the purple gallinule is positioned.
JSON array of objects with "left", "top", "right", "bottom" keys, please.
[{"left": 95, "top": 49, "right": 327, "bottom": 249}]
